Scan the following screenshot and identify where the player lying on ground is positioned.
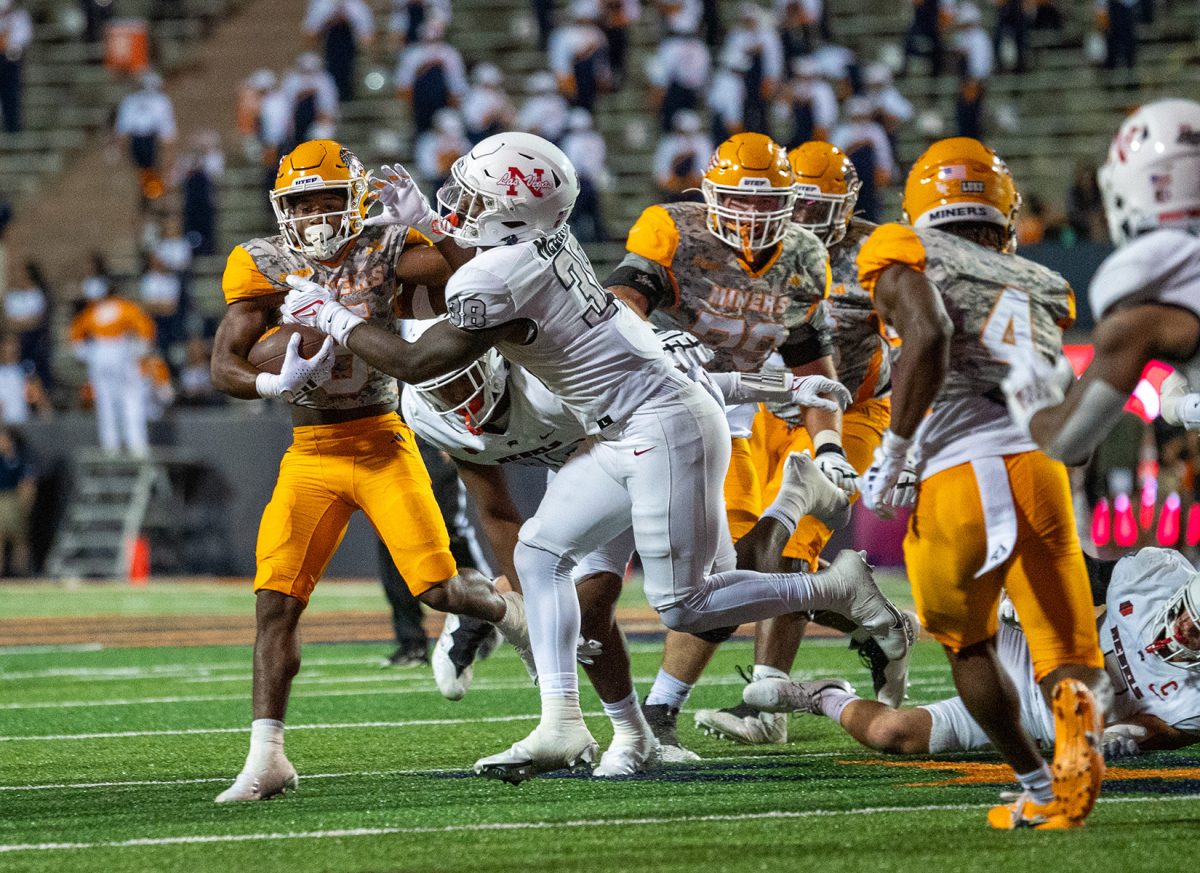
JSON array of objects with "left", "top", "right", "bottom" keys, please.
[
  {"left": 281, "top": 132, "right": 913, "bottom": 782},
  {"left": 745, "top": 548, "right": 1200, "bottom": 760},
  {"left": 402, "top": 328, "right": 853, "bottom": 773},
  {"left": 1002, "top": 98, "right": 1200, "bottom": 463}
]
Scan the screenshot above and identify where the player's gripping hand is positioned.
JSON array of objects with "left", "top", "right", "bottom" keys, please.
[
  {"left": 1001, "top": 347, "right": 1072, "bottom": 437},
  {"left": 790, "top": 375, "right": 852, "bottom": 415},
  {"left": 863, "top": 429, "right": 913, "bottom": 518},
  {"left": 815, "top": 445, "right": 859, "bottom": 496},
  {"left": 1158, "top": 371, "right": 1200, "bottom": 430},
  {"left": 1101, "top": 723, "right": 1148, "bottom": 760},
  {"left": 255, "top": 333, "right": 336, "bottom": 400},
  {"left": 655, "top": 328, "right": 715, "bottom": 373},
  {"left": 283, "top": 276, "right": 365, "bottom": 345},
  {"left": 364, "top": 163, "right": 448, "bottom": 240}
]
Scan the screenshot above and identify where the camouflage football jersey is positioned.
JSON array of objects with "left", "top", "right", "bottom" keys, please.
[
  {"left": 826, "top": 218, "right": 892, "bottom": 402},
  {"left": 222, "top": 224, "right": 418, "bottom": 412},
  {"left": 606, "top": 202, "right": 833, "bottom": 373},
  {"left": 858, "top": 224, "right": 1076, "bottom": 477}
]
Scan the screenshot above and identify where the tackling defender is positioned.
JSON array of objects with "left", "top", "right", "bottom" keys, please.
[
  {"left": 855, "top": 137, "right": 1111, "bottom": 829},
  {"left": 209, "top": 140, "right": 524, "bottom": 802},
  {"left": 281, "top": 131, "right": 913, "bottom": 781}
]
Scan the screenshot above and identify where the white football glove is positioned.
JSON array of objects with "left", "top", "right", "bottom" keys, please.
[
  {"left": 790, "top": 375, "right": 852, "bottom": 414},
  {"left": 815, "top": 444, "right": 860, "bottom": 496},
  {"left": 1001, "top": 347, "right": 1072, "bottom": 437},
  {"left": 1158, "top": 371, "right": 1200, "bottom": 430},
  {"left": 576, "top": 637, "right": 603, "bottom": 665},
  {"left": 255, "top": 332, "right": 336, "bottom": 400},
  {"left": 863, "top": 429, "right": 913, "bottom": 519},
  {"left": 1100, "top": 723, "right": 1148, "bottom": 760},
  {"left": 364, "top": 163, "right": 448, "bottom": 240},
  {"left": 656, "top": 328, "right": 715, "bottom": 373},
  {"left": 725, "top": 402, "right": 759, "bottom": 439},
  {"left": 283, "top": 275, "right": 365, "bottom": 345}
]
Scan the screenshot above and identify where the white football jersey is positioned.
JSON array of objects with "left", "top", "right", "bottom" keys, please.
[
  {"left": 1102, "top": 547, "right": 1200, "bottom": 733},
  {"left": 401, "top": 366, "right": 585, "bottom": 468},
  {"left": 1088, "top": 229, "right": 1200, "bottom": 385},
  {"left": 444, "top": 225, "right": 688, "bottom": 436}
]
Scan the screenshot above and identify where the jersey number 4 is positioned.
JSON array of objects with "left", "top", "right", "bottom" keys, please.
[{"left": 980, "top": 287, "right": 1034, "bottom": 364}]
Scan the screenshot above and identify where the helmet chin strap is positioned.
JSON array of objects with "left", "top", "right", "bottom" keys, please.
[{"left": 304, "top": 222, "right": 339, "bottom": 259}]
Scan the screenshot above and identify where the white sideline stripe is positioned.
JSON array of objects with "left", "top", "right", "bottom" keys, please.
[
  {"left": 2, "top": 794, "right": 1197, "bottom": 854},
  {"left": 0, "top": 644, "right": 104, "bottom": 655}
]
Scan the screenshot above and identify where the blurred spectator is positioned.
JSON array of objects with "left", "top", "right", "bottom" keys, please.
[
  {"left": 238, "top": 69, "right": 291, "bottom": 218},
  {"left": 778, "top": 0, "right": 825, "bottom": 62},
  {"left": 653, "top": 109, "right": 711, "bottom": 202},
  {"left": 657, "top": 0, "right": 702, "bottom": 38},
  {"left": 517, "top": 71, "right": 570, "bottom": 143},
  {"left": 171, "top": 130, "right": 225, "bottom": 257},
  {"left": 721, "top": 3, "right": 784, "bottom": 135},
  {"left": 178, "top": 337, "right": 223, "bottom": 406},
  {"left": 388, "top": 0, "right": 451, "bottom": 49},
  {"left": 646, "top": 20, "right": 710, "bottom": 132},
  {"left": 462, "top": 63, "right": 516, "bottom": 143},
  {"left": 993, "top": 0, "right": 1029, "bottom": 73},
  {"left": 114, "top": 71, "right": 177, "bottom": 210},
  {"left": 1016, "top": 193, "right": 1048, "bottom": 246},
  {"left": 831, "top": 97, "right": 896, "bottom": 222},
  {"left": 154, "top": 213, "right": 194, "bottom": 277},
  {"left": 549, "top": 0, "right": 612, "bottom": 113},
  {"left": 863, "top": 63, "right": 913, "bottom": 156},
  {"left": 304, "top": 0, "right": 376, "bottom": 104},
  {"left": 708, "top": 48, "right": 749, "bottom": 143},
  {"left": 0, "top": 334, "right": 48, "bottom": 425},
  {"left": 901, "top": 0, "right": 947, "bottom": 77},
  {"left": 778, "top": 55, "right": 837, "bottom": 147},
  {"left": 1031, "top": 0, "right": 1064, "bottom": 29},
  {"left": 281, "top": 52, "right": 339, "bottom": 149},
  {"left": 952, "top": 3, "right": 992, "bottom": 139},
  {"left": 701, "top": 0, "right": 723, "bottom": 47},
  {"left": 415, "top": 108, "right": 470, "bottom": 191},
  {"left": 0, "top": 425, "right": 34, "bottom": 576},
  {"left": 0, "top": 0, "right": 30, "bottom": 133},
  {"left": 600, "top": 0, "right": 640, "bottom": 88},
  {"left": 79, "top": 0, "right": 113, "bottom": 43},
  {"left": 561, "top": 108, "right": 610, "bottom": 242},
  {"left": 3, "top": 260, "right": 50, "bottom": 387},
  {"left": 79, "top": 252, "right": 113, "bottom": 307},
  {"left": 810, "top": 38, "right": 858, "bottom": 97},
  {"left": 1097, "top": 0, "right": 1138, "bottom": 73},
  {"left": 394, "top": 17, "right": 467, "bottom": 135},
  {"left": 1066, "top": 160, "right": 1107, "bottom": 242},
  {"left": 68, "top": 274, "right": 156, "bottom": 456},
  {"left": 531, "top": 0, "right": 555, "bottom": 51},
  {"left": 139, "top": 256, "right": 183, "bottom": 360}
]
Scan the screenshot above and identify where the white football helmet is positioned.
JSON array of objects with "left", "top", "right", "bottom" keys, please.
[
  {"left": 1144, "top": 573, "right": 1200, "bottom": 671},
  {"left": 434, "top": 132, "right": 580, "bottom": 247},
  {"left": 1098, "top": 98, "right": 1200, "bottom": 246},
  {"left": 404, "top": 318, "right": 510, "bottom": 433}
]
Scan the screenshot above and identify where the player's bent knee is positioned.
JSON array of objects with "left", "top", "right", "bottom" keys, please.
[
  {"left": 866, "top": 714, "right": 930, "bottom": 755},
  {"left": 658, "top": 602, "right": 733, "bottom": 638}
]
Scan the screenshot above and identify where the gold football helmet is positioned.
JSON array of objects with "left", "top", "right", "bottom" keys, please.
[
  {"left": 702, "top": 133, "right": 796, "bottom": 258},
  {"left": 788, "top": 141, "right": 861, "bottom": 245},
  {"left": 271, "top": 139, "right": 371, "bottom": 260},
  {"left": 902, "top": 136, "right": 1020, "bottom": 251}
]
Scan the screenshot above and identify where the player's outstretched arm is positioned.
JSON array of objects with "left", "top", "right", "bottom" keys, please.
[{"left": 346, "top": 317, "right": 518, "bottom": 384}]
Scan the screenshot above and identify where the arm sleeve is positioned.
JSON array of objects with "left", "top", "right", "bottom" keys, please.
[
  {"left": 778, "top": 301, "right": 835, "bottom": 367},
  {"left": 222, "top": 245, "right": 280, "bottom": 304},
  {"left": 855, "top": 223, "right": 927, "bottom": 297}
]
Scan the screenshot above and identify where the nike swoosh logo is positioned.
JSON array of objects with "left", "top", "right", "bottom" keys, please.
[{"left": 633, "top": 447, "right": 655, "bottom": 456}]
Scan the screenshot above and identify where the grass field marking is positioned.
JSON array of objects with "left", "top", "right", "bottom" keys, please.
[
  {"left": 0, "top": 768, "right": 456, "bottom": 792},
  {"left": 3, "top": 794, "right": 1199, "bottom": 854},
  {"left": 0, "top": 644, "right": 104, "bottom": 655},
  {"left": 0, "top": 655, "right": 421, "bottom": 682}
]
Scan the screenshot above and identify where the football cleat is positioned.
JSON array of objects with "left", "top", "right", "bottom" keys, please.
[
  {"left": 822, "top": 550, "right": 913, "bottom": 661},
  {"left": 849, "top": 610, "right": 918, "bottom": 707},
  {"left": 593, "top": 732, "right": 663, "bottom": 778},
  {"left": 694, "top": 702, "right": 787, "bottom": 745},
  {"left": 214, "top": 755, "right": 298, "bottom": 803},
  {"left": 742, "top": 677, "right": 855, "bottom": 715},
  {"left": 432, "top": 613, "right": 501, "bottom": 700},
  {"left": 987, "top": 791, "right": 1080, "bottom": 830},
  {"left": 1049, "top": 678, "right": 1105, "bottom": 825},
  {"left": 473, "top": 725, "right": 599, "bottom": 784},
  {"left": 641, "top": 703, "right": 701, "bottom": 762},
  {"left": 379, "top": 643, "right": 429, "bottom": 668}
]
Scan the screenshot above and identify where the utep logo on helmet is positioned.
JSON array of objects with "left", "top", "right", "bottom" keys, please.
[
  {"left": 739, "top": 177, "right": 769, "bottom": 188},
  {"left": 499, "top": 166, "right": 553, "bottom": 197},
  {"left": 292, "top": 175, "right": 321, "bottom": 187}
]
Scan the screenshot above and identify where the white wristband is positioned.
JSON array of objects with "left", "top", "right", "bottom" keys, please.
[
  {"left": 322, "top": 305, "right": 366, "bottom": 345},
  {"left": 255, "top": 371, "right": 284, "bottom": 399},
  {"left": 880, "top": 429, "right": 913, "bottom": 458},
  {"left": 813, "top": 429, "right": 842, "bottom": 452}
]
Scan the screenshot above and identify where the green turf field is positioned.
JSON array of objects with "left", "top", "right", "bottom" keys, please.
[{"left": 1, "top": 585, "right": 1198, "bottom": 872}]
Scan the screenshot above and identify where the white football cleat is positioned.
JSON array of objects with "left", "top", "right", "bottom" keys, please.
[
  {"left": 593, "top": 732, "right": 662, "bottom": 778},
  {"left": 640, "top": 703, "right": 701, "bottom": 762},
  {"left": 432, "top": 614, "right": 473, "bottom": 701},
  {"left": 496, "top": 590, "right": 538, "bottom": 683},
  {"left": 782, "top": 451, "right": 852, "bottom": 529},
  {"left": 694, "top": 704, "right": 787, "bottom": 745},
  {"left": 214, "top": 755, "right": 298, "bottom": 803},
  {"left": 474, "top": 724, "right": 599, "bottom": 784},
  {"left": 874, "top": 611, "right": 917, "bottom": 707},
  {"left": 743, "top": 677, "right": 855, "bottom": 715},
  {"left": 821, "top": 550, "right": 913, "bottom": 661}
]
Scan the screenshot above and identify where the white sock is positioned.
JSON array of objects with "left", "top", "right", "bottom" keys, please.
[
  {"left": 1016, "top": 763, "right": 1055, "bottom": 805},
  {"left": 540, "top": 692, "right": 585, "bottom": 732},
  {"left": 752, "top": 664, "right": 788, "bottom": 682},
  {"left": 645, "top": 669, "right": 694, "bottom": 710},
  {"left": 760, "top": 497, "right": 800, "bottom": 537},
  {"left": 602, "top": 691, "right": 648, "bottom": 744},
  {"left": 245, "top": 718, "right": 284, "bottom": 770},
  {"left": 817, "top": 687, "right": 858, "bottom": 723}
]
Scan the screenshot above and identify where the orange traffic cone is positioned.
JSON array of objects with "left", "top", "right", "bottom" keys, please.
[{"left": 128, "top": 535, "right": 150, "bottom": 586}]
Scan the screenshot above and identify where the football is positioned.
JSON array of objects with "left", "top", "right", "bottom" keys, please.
[{"left": 248, "top": 324, "right": 330, "bottom": 374}]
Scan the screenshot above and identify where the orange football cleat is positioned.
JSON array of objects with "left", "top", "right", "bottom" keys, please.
[
  {"left": 1049, "top": 678, "right": 1105, "bottom": 824},
  {"left": 987, "top": 792, "right": 1079, "bottom": 830}
]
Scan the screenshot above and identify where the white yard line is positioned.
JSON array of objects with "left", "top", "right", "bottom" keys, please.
[
  {"left": 2, "top": 794, "right": 1195, "bottom": 854},
  {"left": 0, "top": 644, "right": 104, "bottom": 655}
]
